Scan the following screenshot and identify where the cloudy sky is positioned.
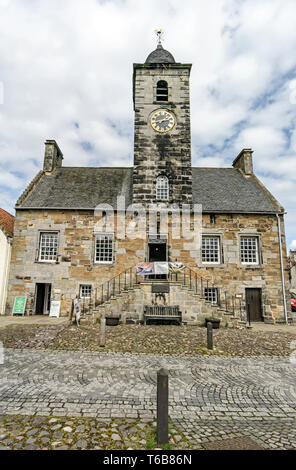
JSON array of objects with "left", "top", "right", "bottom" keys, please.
[{"left": 0, "top": 0, "right": 295, "bottom": 249}]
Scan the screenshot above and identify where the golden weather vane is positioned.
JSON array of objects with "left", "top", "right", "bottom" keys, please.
[{"left": 154, "top": 29, "right": 164, "bottom": 45}]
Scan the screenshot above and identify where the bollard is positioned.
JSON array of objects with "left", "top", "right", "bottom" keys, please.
[
  {"left": 247, "top": 303, "right": 251, "bottom": 328},
  {"left": 100, "top": 316, "right": 106, "bottom": 348},
  {"left": 207, "top": 321, "right": 213, "bottom": 350},
  {"left": 157, "top": 368, "right": 169, "bottom": 445}
]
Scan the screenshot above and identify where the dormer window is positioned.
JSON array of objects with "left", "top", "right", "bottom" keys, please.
[
  {"left": 156, "top": 81, "right": 168, "bottom": 102},
  {"left": 156, "top": 176, "right": 169, "bottom": 200}
]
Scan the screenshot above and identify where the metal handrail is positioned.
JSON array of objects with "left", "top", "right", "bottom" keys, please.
[{"left": 95, "top": 263, "right": 241, "bottom": 316}]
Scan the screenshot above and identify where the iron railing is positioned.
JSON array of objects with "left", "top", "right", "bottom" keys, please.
[{"left": 94, "top": 263, "right": 248, "bottom": 320}]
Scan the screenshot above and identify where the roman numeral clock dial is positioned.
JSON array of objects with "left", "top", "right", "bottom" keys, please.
[{"left": 150, "top": 109, "right": 175, "bottom": 133}]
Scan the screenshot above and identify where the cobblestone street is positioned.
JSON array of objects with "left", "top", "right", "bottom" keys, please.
[{"left": 1, "top": 349, "right": 296, "bottom": 449}]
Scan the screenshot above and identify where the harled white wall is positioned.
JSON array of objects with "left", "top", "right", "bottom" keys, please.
[{"left": 0, "top": 230, "right": 12, "bottom": 314}]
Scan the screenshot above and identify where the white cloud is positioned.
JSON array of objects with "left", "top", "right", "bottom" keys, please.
[
  {"left": 0, "top": 0, "right": 295, "bottom": 245},
  {"left": 291, "top": 240, "right": 296, "bottom": 250}
]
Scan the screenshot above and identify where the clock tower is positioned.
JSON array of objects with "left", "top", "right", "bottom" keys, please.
[{"left": 132, "top": 41, "right": 192, "bottom": 207}]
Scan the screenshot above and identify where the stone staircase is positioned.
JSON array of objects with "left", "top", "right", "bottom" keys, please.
[{"left": 93, "top": 267, "right": 247, "bottom": 326}]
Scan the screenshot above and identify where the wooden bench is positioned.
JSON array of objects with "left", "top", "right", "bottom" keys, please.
[{"left": 143, "top": 305, "right": 182, "bottom": 325}]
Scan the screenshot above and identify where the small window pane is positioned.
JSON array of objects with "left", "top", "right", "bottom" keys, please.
[
  {"left": 95, "top": 234, "right": 114, "bottom": 263},
  {"left": 156, "top": 177, "right": 169, "bottom": 200},
  {"left": 202, "top": 236, "right": 220, "bottom": 264},
  {"left": 80, "top": 285, "right": 92, "bottom": 298},
  {"left": 240, "top": 237, "right": 259, "bottom": 264},
  {"left": 39, "top": 233, "right": 58, "bottom": 262},
  {"left": 204, "top": 288, "right": 218, "bottom": 304}
]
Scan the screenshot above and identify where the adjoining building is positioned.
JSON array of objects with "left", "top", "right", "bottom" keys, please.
[
  {"left": 290, "top": 250, "right": 296, "bottom": 292},
  {"left": 6, "top": 42, "right": 291, "bottom": 324},
  {"left": 0, "top": 209, "right": 14, "bottom": 315}
]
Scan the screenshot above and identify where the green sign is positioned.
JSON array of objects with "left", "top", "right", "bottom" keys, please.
[{"left": 12, "top": 297, "right": 27, "bottom": 315}]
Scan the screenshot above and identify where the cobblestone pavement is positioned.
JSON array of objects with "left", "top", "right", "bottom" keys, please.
[
  {"left": 1, "top": 323, "right": 295, "bottom": 357},
  {"left": 1, "top": 414, "right": 295, "bottom": 450},
  {"left": 1, "top": 349, "right": 296, "bottom": 449}
]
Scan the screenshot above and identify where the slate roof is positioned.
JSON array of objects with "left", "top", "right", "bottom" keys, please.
[
  {"left": 192, "top": 168, "right": 279, "bottom": 213},
  {"left": 17, "top": 166, "right": 280, "bottom": 214},
  {"left": 145, "top": 44, "right": 176, "bottom": 64},
  {"left": 18, "top": 167, "right": 133, "bottom": 210},
  {"left": 0, "top": 209, "right": 15, "bottom": 237}
]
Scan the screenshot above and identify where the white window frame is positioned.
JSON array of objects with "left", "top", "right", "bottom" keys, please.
[
  {"left": 156, "top": 176, "right": 169, "bottom": 201},
  {"left": 204, "top": 287, "right": 218, "bottom": 304},
  {"left": 202, "top": 236, "right": 221, "bottom": 265},
  {"left": 79, "top": 285, "right": 92, "bottom": 299},
  {"left": 39, "top": 232, "right": 59, "bottom": 263},
  {"left": 240, "top": 236, "right": 259, "bottom": 265},
  {"left": 95, "top": 233, "right": 114, "bottom": 264}
]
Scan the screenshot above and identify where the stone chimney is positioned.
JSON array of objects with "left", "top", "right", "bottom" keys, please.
[
  {"left": 43, "top": 140, "right": 63, "bottom": 173},
  {"left": 232, "top": 149, "right": 254, "bottom": 175}
]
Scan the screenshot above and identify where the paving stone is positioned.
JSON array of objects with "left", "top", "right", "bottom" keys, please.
[
  {"left": 26, "top": 438, "right": 36, "bottom": 444},
  {"left": 76, "top": 439, "right": 88, "bottom": 449},
  {"left": 0, "top": 349, "right": 296, "bottom": 449}
]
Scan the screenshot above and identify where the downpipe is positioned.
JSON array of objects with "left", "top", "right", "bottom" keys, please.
[{"left": 276, "top": 213, "right": 288, "bottom": 324}]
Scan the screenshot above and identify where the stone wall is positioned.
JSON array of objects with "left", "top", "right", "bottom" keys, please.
[
  {"left": 133, "top": 64, "right": 192, "bottom": 206},
  {"left": 6, "top": 209, "right": 290, "bottom": 323}
]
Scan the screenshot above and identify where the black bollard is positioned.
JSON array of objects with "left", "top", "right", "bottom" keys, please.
[
  {"left": 247, "top": 303, "right": 251, "bottom": 327},
  {"left": 157, "top": 368, "right": 169, "bottom": 445},
  {"left": 207, "top": 321, "right": 213, "bottom": 350}
]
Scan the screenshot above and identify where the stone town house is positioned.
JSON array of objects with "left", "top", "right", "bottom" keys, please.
[{"left": 6, "top": 43, "right": 291, "bottom": 324}]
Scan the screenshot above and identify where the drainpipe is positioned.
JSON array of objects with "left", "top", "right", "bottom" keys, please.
[{"left": 276, "top": 213, "right": 288, "bottom": 324}]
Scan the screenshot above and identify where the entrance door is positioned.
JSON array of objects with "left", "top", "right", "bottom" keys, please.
[
  {"left": 149, "top": 243, "right": 167, "bottom": 262},
  {"left": 35, "top": 283, "right": 51, "bottom": 315},
  {"left": 149, "top": 242, "right": 167, "bottom": 280},
  {"left": 245, "top": 288, "right": 263, "bottom": 322}
]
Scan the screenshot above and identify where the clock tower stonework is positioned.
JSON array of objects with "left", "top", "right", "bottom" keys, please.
[{"left": 132, "top": 43, "right": 193, "bottom": 207}]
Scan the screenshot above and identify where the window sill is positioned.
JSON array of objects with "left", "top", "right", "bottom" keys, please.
[
  {"left": 94, "top": 263, "right": 115, "bottom": 267},
  {"left": 240, "top": 264, "right": 263, "bottom": 269},
  {"left": 201, "top": 263, "right": 223, "bottom": 267},
  {"left": 35, "top": 261, "right": 58, "bottom": 264}
]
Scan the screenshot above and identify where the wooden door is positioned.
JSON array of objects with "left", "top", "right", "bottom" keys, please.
[{"left": 245, "top": 288, "right": 263, "bottom": 322}]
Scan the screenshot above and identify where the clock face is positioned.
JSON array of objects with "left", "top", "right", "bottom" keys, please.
[{"left": 150, "top": 109, "right": 175, "bottom": 133}]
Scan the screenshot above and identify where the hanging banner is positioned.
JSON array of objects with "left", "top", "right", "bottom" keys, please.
[
  {"left": 136, "top": 263, "right": 155, "bottom": 276},
  {"left": 155, "top": 262, "right": 169, "bottom": 275},
  {"left": 168, "top": 262, "right": 186, "bottom": 274}
]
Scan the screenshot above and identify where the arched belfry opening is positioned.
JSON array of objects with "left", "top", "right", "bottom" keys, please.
[{"left": 156, "top": 80, "right": 168, "bottom": 102}]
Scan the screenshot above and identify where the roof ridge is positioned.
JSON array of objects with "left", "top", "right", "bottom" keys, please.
[
  {"left": 58, "top": 166, "right": 133, "bottom": 170},
  {"left": 192, "top": 167, "right": 238, "bottom": 171}
]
